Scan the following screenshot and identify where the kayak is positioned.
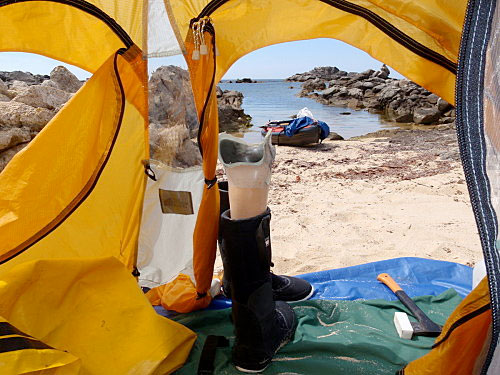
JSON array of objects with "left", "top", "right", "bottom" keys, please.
[{"left": 260, "top": 120, "right": 322, "bottom": 146}]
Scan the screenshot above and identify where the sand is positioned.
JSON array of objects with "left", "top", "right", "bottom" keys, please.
[{"left": 215, "top": 125, "right": 483, "bottom": 276}]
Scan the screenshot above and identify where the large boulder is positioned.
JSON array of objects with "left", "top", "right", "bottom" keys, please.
[
  {"left": 50, "top": 66, "right": 83, "bottom": 93},
  {"left": 12, "top": 85, "right": 71, "bottom": 110},
  {"left": 217, "top": 87, "right": 251, "bottom": 132},
  {"left": 149, "top": 66, "right": 199, "bottom": 136},
  {"left": 413, "top": 107, "right": 441, "bottom": 124},
  {"left": 386, "top": 99, "right": 414, "bottom": 123}
]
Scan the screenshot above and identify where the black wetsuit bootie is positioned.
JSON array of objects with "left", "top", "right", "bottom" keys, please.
[{"left": 220, "top": 208, "right": 297, "bottom": 373}]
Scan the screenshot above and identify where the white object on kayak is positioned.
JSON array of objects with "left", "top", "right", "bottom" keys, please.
[{"left": 296, "top": 107, "right": 315, "bottom": 120}]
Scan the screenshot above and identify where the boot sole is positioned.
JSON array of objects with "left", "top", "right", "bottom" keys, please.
[
  {"left": 234, "top": 311, "right": 297, "bottom": 373},
  {"left": 290, "top": 285, "right": 315, "bottom": 302},
  {"left": 234, "top": 337, "right": 291, "bottom": 373}
]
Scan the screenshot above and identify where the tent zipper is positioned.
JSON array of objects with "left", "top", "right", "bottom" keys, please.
[
  {"left": 454, "top": 0, "right": 499, "bottom": 372},
  {"left": 0, "top": 0, "right": 134, "bottom": 48},
  {"left": 195, "top": 0, "right": 456, "bottom": 74}
]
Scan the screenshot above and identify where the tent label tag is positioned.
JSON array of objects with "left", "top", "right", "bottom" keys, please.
[{"left": 158, "top": 189, "right": 194, "bottom": 215}]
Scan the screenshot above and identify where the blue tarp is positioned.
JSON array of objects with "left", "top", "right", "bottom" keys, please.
[
  {"left": 206, "top": 257, "right": 472, "bottom": 310},
  {"left": 284, "top": 116, "right": 330, "bottom": 140}
]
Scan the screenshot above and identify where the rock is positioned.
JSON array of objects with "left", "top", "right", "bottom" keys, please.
[
  {"left": 437, "top": 98, "right": 452, "bottom": 112},
  {"left": 0, "top": 79, "right": 7, "bottom": 95},
  {"left": 0, "top": 101, "right": 54, "bottom": 129},
  {"left": 217, "top": 89, "right": 252, "bottom": 132},
  {"left": 377, "top": 64, "right": 391, "bottom": 79},
  {"left": 361, "top": 81, "right": 375, "bottom": 89},
  {"left": 9, "top": 80, "right": 28, "bottom": 92},
  {"left": 379, "top": 87, "right": 402, "bottom": 103},
  {"left": 0, "top": 71, "right": 47, "bottom": 85},
  {"left": 320, "top": 86, "right": 339, "bottom": 98},
  {"left": 49, "top": 66, "right": 83, "bottom": 93},
  {"left": 302, "top": 78, "right": 326, "bottom": 92},
  {"left": 286, "top": 66, "right": 341, "bottom": 82},
  {"left": 41, "top": 80, "right": 59, "bottom": 88},
  {"left": 413, "top": 107, "right": 441, "bottom": 124},
  {"left": 386, "top": 100, "right": 414, "bottom": 123},
  {"left": 372, "top": 84, "right": 386, "bottom": 93},
  {"left": 149, "top": 123, "right": 201, "bottom": 168},
  {"left": 439, "top": 116, "right": 455, "bottom": 124},
  {"left": 426, "top": 94, "right": 439, "bottom": 104},
  {"left": 0, "top": 94, "right": 10, "bottom": 102},
  {"left": 13, "top": 85, "right": 71, "bottom": 110},
  {"left": 444, "top": 108, "right": 456, "bottom": 117},
  {"left": 347, "top": 88, "right": 363, "bottom": 99},
  {"left": 235, "top": 78, "right": 255, "bottom": 83},
  {"left": 149, "top": 66, "right": 199, "bottom": 135},
  {"left": 0, "top": 143, "right": 27, "bottom": 172},
  {"left": 347, "top": 98, "right": 364, "bottom": 109},
  {"left": 330, "top": 132, "right": 344, "bottom": 140},
  {"left": 4, "top": 90, "right": 17, "bottom": 99},
  {"left": 0, "top": 127, "right": 31, "bottom": 152}
]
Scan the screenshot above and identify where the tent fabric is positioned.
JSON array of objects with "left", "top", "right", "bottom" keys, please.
[
  {"left": 172, "top": 289, "right": 463, "bottom": 375},
  {"left": 401, "top": 277, "right": 492, "bottom": 375},
  {"left": 0, "top": 1, "right": 131, "bottom": 74},
  {"left": 206, "top": 257, "right": 473, "bottom": 311},
  {"left": 0, "top": 257, "right": 196, "bottom": 375},
  {"left": 168, "top": 0, "right": 466, "bottom": 103},
  {"left": 0, "top": 316, "right": 80, "bottom": 375},
  {"left": 186, "top": 25, "right": 221, "bottom": 301},
  {"left": 0, "top": 47, "right": 148, "bottom": 273}
]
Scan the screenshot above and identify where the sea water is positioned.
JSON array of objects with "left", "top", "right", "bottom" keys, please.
[{"left": 219, "top": 79, "right": 396, "bottom": 142}]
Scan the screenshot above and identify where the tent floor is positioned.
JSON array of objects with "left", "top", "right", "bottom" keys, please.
[{"left": 159, "top": 258, "right": 473, "bottom": 374}]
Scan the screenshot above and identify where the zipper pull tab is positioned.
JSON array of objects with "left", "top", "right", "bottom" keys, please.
[
  {"left": 200, "top": 43, "right": 208, "bottom": 55},
  {"left": 192, "top": 48, "right": 200, "bottom": 60}
]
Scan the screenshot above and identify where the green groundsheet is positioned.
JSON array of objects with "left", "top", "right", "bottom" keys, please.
[{"left": 173, "top": 289, "right": 461, "bottom": 374}]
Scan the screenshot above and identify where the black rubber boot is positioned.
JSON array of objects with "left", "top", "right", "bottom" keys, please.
[
  {"left": 218, "top": 182, "right": 313, "bottom": 302},
  {"left": 220, "top": 208, "right": 297, "bottom": 373}
]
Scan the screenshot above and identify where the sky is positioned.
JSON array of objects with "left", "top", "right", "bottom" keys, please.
[{"left": 0, "top": 38, "right": 404, "bottom": 80}]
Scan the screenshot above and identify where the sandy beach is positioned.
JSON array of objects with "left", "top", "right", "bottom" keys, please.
[{"left": 215, "top": 124, "right": 482, "bottom": 276}]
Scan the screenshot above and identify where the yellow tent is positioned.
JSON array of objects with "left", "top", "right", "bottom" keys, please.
[{"left": 0, "top": 0, "right": 498, "bottom": 373}]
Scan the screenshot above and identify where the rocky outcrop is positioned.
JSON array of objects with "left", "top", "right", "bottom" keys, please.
[
  {"left": 50, "top": 66, "right": 84, "bottom": 93},
  {"left": 149, "top": 66, "right": 199, "bottom": 137},
  {"left": 235, "top": 78, "right": 256, "bottom": 83},
  {"left": 288, "top": 64, "right": 455, "bottom": 125},
  {"left": 0, "top": 65, "right": 250, "bottom": 171},
  {"left": 0, "top": 67, "right": 75, "bottom": 171},
  {"left": 216, "top": 87, "right": 251, "bottom": 132},
  {"left": 0, "top": 71, "right": 49, "bottom": 86}
]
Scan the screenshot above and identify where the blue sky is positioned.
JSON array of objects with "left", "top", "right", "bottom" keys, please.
[{"left": 0, "top": 38, "right": 403, "bottom": 80}]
